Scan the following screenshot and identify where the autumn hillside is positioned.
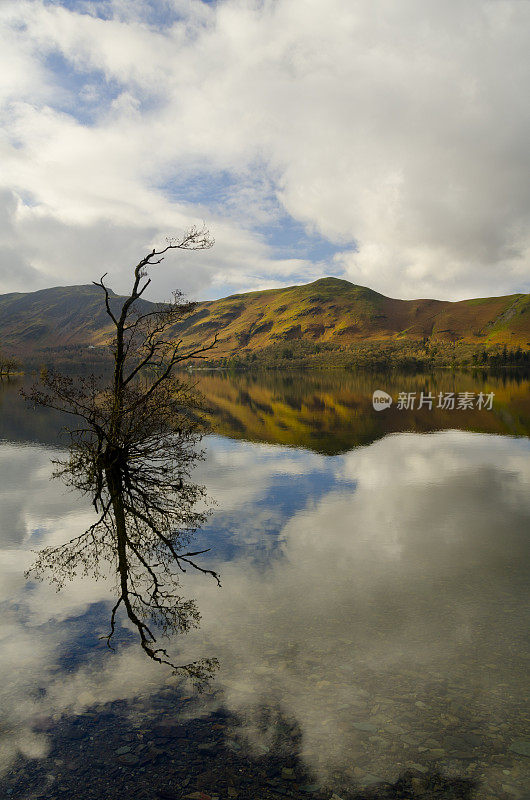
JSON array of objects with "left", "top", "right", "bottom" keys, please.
[
  {"left": 1, "top": 278, "right": 529, "bottom": 364},
  {"left": 174, "top": 277, "right": 530, "bottom": 356}
]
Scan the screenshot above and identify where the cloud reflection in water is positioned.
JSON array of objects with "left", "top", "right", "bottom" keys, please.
[{"left": 0, "top": 432, "right": 528, "bottom": 791}]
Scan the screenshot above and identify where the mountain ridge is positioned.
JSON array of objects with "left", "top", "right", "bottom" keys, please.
[{"left": 1, "top": 277, "right": 529, "bottom": 361}]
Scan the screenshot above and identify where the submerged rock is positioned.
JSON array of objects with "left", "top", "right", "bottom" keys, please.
[
  {"left": 117, "top": 752, "right": 139, "bottom": 765},
  {"left": 352, "top": 721, "right": 378, "bottom": 733},
  {"left": 509, "top": 740, "right": 530, "bottom": 757},
  {"left": 281, "top": 767, "right": 296, "bottom": 780}
]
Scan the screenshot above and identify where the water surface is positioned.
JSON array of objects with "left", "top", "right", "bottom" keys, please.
[{"left": 0, "top": 370, "right": 528, "bottom": 800}]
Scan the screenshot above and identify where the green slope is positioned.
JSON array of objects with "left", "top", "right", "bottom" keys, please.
[
  {"left": 1, "top": 278, "right": 529, "bottom": 361},
  {"left": 170, "top": 278, "right": 530, "bottom": 356},
  {"left": 0, "top": 284, "right": 153, "bottom": 352}
]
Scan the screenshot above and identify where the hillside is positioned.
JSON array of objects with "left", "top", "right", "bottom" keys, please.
[
  {"left": 1, "top": 278, "right": 529, "bottom": 365},
  {"left": 174, "top": 277, "right": 530, "bottom": 356},
  {"left": 0, "top": 285, "right": 153, "bottom": 352}
]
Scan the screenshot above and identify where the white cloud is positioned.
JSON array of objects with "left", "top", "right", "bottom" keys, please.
[{"left": 0, "top": 0, "right": 529, "bottom": 300}]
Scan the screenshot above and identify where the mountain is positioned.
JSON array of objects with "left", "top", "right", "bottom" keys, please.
[
  {"left": 174, "top": 277, "right": 530, "bottom": 354},
  {"left": 1, "top": 278, "right": 529, "bottom": 362},
  {"left": 0, "top": 284, "right": 153, "bottom": 352}
]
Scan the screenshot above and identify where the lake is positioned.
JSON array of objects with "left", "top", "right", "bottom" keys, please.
[{"left": 0, "top": 369, "right": 529, "bottom": 800}]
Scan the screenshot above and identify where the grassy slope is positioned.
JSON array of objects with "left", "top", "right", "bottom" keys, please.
[
  {"left": 0, "top": 285, "right": 153, "bottom": 352},
  {"left": 1, "top": 277, "right": 529, "bottom": 358},
  {"left": 174, "top": 278, "right": 530, "bottom": 356}
]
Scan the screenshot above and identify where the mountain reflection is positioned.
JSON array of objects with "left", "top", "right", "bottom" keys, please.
[
  {"left": 0, "top": 426, "right": 528, "bottom": 797},
  {"left": 194, "top": 369, "right": 530, "bottom": 451},
  {"left": 2, "top": 368, "right": 530, "bottom": 452}
]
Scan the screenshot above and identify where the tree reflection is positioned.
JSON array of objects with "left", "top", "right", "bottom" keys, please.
[{"left": 24, "top": 230, "right": 221, "bottom": 687}]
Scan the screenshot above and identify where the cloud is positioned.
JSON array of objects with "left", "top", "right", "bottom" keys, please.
[{"left": 0, "top": 0, "right": 529, "bottom": 300}]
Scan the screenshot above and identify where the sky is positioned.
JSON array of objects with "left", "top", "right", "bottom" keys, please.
[{"left": 0, "top": 0, "right": 529, "bottom": 302}]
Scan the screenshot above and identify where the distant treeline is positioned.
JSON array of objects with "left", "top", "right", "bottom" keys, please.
[
  {"left": 207, "top": 339, "right": 530, "bottom": 372},
  {"left": 470, "top": 345, "right": 530, "bottom": 367},
  {"left": 12, "top": 339, "right": 530, "bottom": 374}
]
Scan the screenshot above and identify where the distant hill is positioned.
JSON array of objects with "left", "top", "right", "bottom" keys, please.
[
  {"left": 1, "top": 278, "right": 529, "bottom": 363},
  {"left": 174, "top": 277, "right": 530, "bottom": 354},
  {"left": 0, "top": 284, "right": 153, "bottom": 352}
]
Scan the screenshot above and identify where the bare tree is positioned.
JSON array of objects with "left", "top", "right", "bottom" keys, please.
[
  {"left": 24, "top": 226, "right": 221, "bottom": 687},
  {"left": 0, "top": 350, "right": 22, "bottom": 378}
]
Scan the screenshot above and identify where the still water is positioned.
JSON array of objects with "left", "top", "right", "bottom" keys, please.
[{"left": 0, "top": 370, "right": 528, "bottom": 800}]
